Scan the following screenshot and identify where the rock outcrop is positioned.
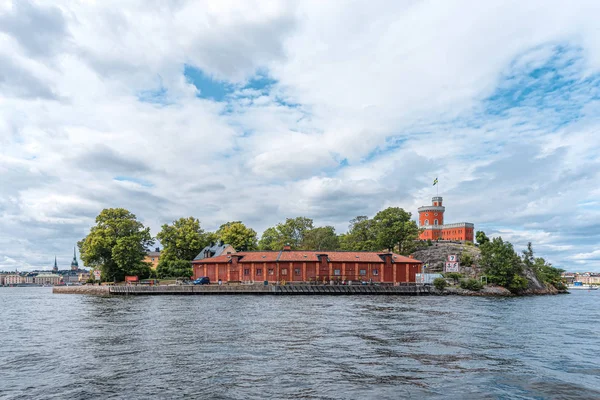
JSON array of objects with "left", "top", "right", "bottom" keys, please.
[{"left": 411, "top": 242, "right": 481, "bottom": 276}]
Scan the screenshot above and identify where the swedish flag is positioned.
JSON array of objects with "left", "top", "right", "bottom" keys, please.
[{"left": 433, "top": 177, "right": 438, "bottom": 186}]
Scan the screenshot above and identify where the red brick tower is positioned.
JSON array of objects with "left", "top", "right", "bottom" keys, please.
[{"left": 419, "top": 196, "right": 445, "bottom": 226}]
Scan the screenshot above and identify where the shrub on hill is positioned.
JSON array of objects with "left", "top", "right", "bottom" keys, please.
[
  {"left": 433, "top": 278, "right": 448, "bottom": 291},
  {"left": 460, "top": 278, "right": 483, "bottom": 291}
]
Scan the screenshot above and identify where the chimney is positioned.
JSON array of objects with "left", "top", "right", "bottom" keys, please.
[
  {"left": 409, "top": 255, "right": 414, "bottom": 259},
  {"left": 283, "top": 244, "right": 291, "bottom": 251},
  {"left": 155, "top": 247, "right": 160, "bottom": 252}
]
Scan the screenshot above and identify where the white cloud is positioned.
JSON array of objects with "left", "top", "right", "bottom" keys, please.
[{"left": 1, "top": 0, "right": 600, "bottom": 271}]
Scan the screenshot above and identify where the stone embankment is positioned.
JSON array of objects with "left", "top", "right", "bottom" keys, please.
[{"left": 53, "top": 285, "right": 110, "bottom": 295}]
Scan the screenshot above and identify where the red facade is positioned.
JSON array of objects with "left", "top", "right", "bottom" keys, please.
[
  {"left": 192, "top": 250, "right": 423, "bottom": 284},
  {"left": 418, "top": 196, "right": 474, "bottom": 242}
]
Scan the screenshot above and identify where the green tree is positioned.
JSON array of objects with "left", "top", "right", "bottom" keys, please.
[
  {"left": 78, "top": 208, "right": 153, "bottom": 282},
  {"left": 258, "top": 227, "right": 281, "bottom": 250},
  {"left": 339, "top": 216, "right": 378, "bottom": 251},
  {"left": 372, "top": 207, "right": 421, "bottom": 254},
  {"left": 157, "top": 217, "right": 210, "bottom": 262},
  {"left": 522, "top": 242, "right": 565, "bottom": 288},
  {"left": 476, "top": 231, "right": 490, "bottom": 246},
  {"left": 480, "top": 237, "right": 527, "bottom": 293},
  {"left": 277, "top": 217, "right": 314, "bottom": 249},
  {"left": 258, "top": 217, "right": 314, "bottom": 250},
  {"left": 157, "top": 259, "right": 193, "bottom": 278},
  {"left": 156, "top": 217, "right": 212, "bottom": 279},
  {"left": 302, "top": 226, "right": 340, "bottom": 251},
  {"left": 217, "top": 221, "right": 258, "bottom": 251}
]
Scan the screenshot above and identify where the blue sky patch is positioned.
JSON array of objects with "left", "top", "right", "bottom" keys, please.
[
  {"left": 184, "top": 65, "right": 234, "bottom": 101},
  {"left": 113, "top": 176, "right": 154, "bottom": 188},
  {"left": 484, "top": 45, "right": 599, "bottom": 123}
]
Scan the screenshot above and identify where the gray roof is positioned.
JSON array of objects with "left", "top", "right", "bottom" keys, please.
[{"left": 194, "top": 243, "right": 230, "bottom": 261}]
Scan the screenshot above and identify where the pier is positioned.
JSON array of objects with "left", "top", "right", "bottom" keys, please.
[{"left": 108, "top": 283, "right": 431, "bottom": 296}]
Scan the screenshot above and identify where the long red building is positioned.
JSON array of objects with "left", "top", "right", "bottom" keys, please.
[{"left": 192, "top": 247, "right": 423, "bottom": 284}]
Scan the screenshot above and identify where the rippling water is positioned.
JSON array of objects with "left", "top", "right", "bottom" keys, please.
[{"left": 1, "top": 288, "right": 600, "bottom": 399}]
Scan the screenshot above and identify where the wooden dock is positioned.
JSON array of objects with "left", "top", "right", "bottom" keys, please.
[{"left": 108, "top": 283, "right": 431, "bottom": 296}]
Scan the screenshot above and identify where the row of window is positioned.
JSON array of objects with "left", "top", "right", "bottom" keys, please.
[
  {"left": 241, "top": 268, "right": 379, "bottom": 276},
  {"left": 423, "top": 219, "right": 439, "bottom": 226}
]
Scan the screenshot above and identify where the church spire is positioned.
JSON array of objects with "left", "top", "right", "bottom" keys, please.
[
  {"left": 53, "top": 256, "right": 58, "bottom": 272},
  {"left": 71, "top": 246, "right": 79, "bottom": 271}
]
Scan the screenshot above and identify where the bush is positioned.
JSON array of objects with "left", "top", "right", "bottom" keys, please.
[
  {"left": 460, "top": 278, "right": 483, "bottom": 291},
  {"left": 433, "top": 278, "right": 448, "bottom": 291},
  {"left": 465, "top": 241, "right": 474, "bottom": 246},
  {"left": 460, "top": 252, "right": 474, "bottom": 268},
  {"left": 507, "top": 274, "right": 528, "bottom": 293},
  {"left": 444, "top": 272, "right": 463, "bottom": 284},
  {"left": 427, "top": 239, "right": 433, "bottom": 246}
]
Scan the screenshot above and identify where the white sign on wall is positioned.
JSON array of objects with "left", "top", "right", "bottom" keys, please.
[
  {"left": 93, "top": 270, "right": 101, "bottom": 280},
  {"left": 447, "top": 254, "right": 458, "bottom": 262},
  {"left": 445, "top": 262, "right": 459, "bottom": 272}
]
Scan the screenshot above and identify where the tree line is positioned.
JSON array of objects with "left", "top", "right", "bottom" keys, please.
[
  {"left": 78, "top": 207, "right": 421, "bottom": 281},
  {"left": 475, "top": 231, "right": 565, "bottom": 293}
]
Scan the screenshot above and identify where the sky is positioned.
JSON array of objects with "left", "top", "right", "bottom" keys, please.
[{"left": 1, "top": 0, "right": 599, "bottom": 272}]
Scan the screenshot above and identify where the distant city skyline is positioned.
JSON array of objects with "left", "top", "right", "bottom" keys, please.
[{"left": 1, "top": 1, "right": 599, "bottom": 271}]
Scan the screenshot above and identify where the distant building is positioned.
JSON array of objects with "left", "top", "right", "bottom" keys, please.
[
  {"left": 4, "top": 274, "right": 23, "bottom": 285},
  {"left": 194, "top": 242, "right": 236, "bottom": 261},
  {"left": 35, "top": 274, "right": 61, "bottom": 285},
  {"left": 565, "top": 272, "right": 600, "bottom": 285},
  {"left": 0, "top": 274, "right": 5, "bottom": 285},
  {"left": 78, "top": 271, "right": 91, "bottom": 282},
  {"left": 23, "top": 273, "right": 37, "bottom": 284},
  {"left": 71, "top": 247, "right": 79, "bottom": 271},
  {"left": 144, "top": 248, "right": 161, "bottom": 269},
  {"left": 53, "top": 256, "right": 58, "bottom": 273},
  {"left": 418, "top": 196, "right": 474, "bottom": 242},
  {"left": 61, "top": 246, "right": 87, "bottom": 284}
]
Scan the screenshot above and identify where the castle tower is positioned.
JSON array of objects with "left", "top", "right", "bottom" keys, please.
[
  {"left": 53, "top": 256, "right": 58, "bottom": 273},
  {"left": 70, "top": 247, "right": 79, "bottom": 271},
  {"left": 418, "top": 196, "right": 445, "bottom": 227},
  {"left": 417, "top": 196, "right": 475, "bottom": 242}
]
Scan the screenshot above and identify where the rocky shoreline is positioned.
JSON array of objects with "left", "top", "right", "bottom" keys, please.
[{"left": 435, "top": 284, "right": 566, "bottom": 296}]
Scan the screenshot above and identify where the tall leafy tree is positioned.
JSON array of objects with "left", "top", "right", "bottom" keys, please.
[
  {"left": 258, "top": 227, "right": 281, "bottom": 250},
  {"left": 217, "top": 221, "right": 258, "bottom": 251},
  {"left": 258, "top": 217, "right": 314, "bottom": 250},
  {"left": 156, "top": 217, "right": 211, "bottom": 278},
  {"left": 78, "top": 208, "right": 153, "bottom": 282},
  {"left": 339, "top": 216, "right": 378, "bottom": 251},
  {"left": 157, "top": 217, "right": 210, "bottom": 261},
  {"left": 522, "top": 242, "right": 564, "bottom": 288},
  {"left": 302, "top": 226, "right": 340, "bottom": 251},
  {"left": 480, "top": 237, "right": 527, "bottom": 293},
  {"left": 372, "top": 207, "right": 420, "bottom": 254},
  {"left": 476, "top": 230, "right": 490, "bottom": 246},
  {"left": 278, "top": 217, "right": 314, "bottom": 249}
]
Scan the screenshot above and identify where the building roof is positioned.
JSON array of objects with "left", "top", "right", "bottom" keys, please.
[
  {"left": 146, "top": 252, "right": 161, "bottom": 257},
  {"left": 193, "top": 242, "right": 233, "bottom": 261},
  {"left": 193, "top": 250, "right": 422, "bottom": 264}
]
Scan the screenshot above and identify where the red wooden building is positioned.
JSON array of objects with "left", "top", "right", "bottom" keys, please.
[{"left": 192, "top": 247, "right": 423, "bottom": 284}]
